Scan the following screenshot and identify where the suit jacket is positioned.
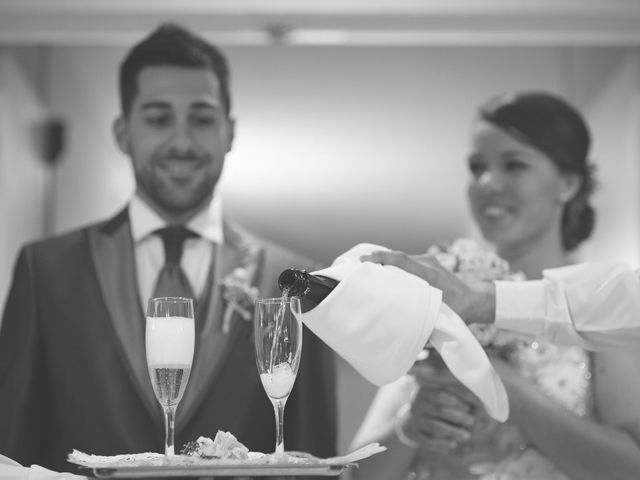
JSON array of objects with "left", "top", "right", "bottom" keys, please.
[{"left": 0, "top": 208, "right": 337, "bottom": 474}]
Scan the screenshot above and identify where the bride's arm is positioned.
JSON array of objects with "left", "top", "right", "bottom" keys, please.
[
  {"left": 347, "top": 377, "right": 419, "bottom": 480},
  {"left": 493, "top": 353, "right": 640, "bottom": 480},
  {"left": 348, "top": 372, "right": 474, "bottom": 480}
]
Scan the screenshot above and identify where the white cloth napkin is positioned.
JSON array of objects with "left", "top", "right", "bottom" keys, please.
[
  {"left": 302, "top": 243, "right": 509, "bottom": 422},
  {"left": 0, "top": 455, "right": 87, "bottom": 480}
]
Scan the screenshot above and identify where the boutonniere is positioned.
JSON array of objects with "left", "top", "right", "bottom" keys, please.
[{"left": 221, "top": 267, "right": 260, "bottom": 334}]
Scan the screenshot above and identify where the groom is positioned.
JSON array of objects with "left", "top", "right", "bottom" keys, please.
[{"left": 0, "top": 23, "right": 336, "bottom": 472}]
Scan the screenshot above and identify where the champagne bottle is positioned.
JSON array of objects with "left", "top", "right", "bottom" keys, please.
[{"left": 277, "top": 268, "right": 339, "bottom": 313}]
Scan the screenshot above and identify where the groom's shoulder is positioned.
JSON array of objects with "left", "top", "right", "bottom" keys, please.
[
  {"left": 22, "top": 208, "right": 126, "bottom": 255},
  {"left": 225, "top": 219, "right": 319, "bottom": 271},
  {"left": 258, "top": 236, "right": 318, "bottom": 272}
]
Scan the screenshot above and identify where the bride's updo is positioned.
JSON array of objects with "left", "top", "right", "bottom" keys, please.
[{"left": 479, "top": 91, "right": 596, "bottom": 251}]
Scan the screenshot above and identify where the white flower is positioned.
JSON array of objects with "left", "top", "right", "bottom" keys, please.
[
  {"left": 182, "top": 432, "right": 250, "bottom": 459},
  {"left": 427, "top": 238, "right": 525, "bottom": 349},
  {"left": 221, "top": 267, "right": 259, "bottom": 334}
]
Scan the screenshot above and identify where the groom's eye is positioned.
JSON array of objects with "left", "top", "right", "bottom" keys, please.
[{"left": 146, "top": 115, "right": 172, "bottom": 128}]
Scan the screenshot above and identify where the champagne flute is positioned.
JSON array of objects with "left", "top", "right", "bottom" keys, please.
[
  {"left": 254, "top": 297, "right": 303, "bottom": 454},
  {"left": 146, "top": 297, "right": 195, "bottom": 461}
]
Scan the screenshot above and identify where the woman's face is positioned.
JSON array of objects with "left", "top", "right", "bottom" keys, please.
[{"left": 467, "top": 120, "right": 575, "bottom": 253}]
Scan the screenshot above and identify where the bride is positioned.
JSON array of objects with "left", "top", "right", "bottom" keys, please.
[{"left": 348, "top": 91, "right": 640, "bottom": 479}]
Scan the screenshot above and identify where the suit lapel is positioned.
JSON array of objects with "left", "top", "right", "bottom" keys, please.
[
  {"left": 88, "top": 209, "right": 159, "bottom": 422},
  {"left": 178, "top": 222, "right": 265, "bottom": 430}
]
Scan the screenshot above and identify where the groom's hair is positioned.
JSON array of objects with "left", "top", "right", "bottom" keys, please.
[{"left": 118, "top": 22, "right": 232, "bottom": 117}]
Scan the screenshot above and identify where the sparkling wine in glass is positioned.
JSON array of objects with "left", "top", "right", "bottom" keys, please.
[
  {"left": 254, "top": 296, "right": 303, "bottom": 454},
  {"left": 146, "top": 297, "right": 195, "bottom": 461}
]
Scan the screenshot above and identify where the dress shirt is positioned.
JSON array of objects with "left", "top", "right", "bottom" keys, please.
[
  {"left": 495, "top": 262, "right": 640, "bottom": 349},
  {"left": 129, "top": 193, "right": 223, "bottom": 308}
]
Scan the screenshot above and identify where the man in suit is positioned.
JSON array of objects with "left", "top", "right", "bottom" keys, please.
[{"left": 0, "top": 23, "right": 336, "bottom": 473}]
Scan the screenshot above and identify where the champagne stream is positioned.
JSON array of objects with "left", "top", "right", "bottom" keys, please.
[{"left": 269, "top": 289, "right": 289, "bottom": 372}]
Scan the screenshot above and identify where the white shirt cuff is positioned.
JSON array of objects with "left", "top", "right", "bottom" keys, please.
[{"left": 494, "top": 280, "right": 547, "bottom": 336}]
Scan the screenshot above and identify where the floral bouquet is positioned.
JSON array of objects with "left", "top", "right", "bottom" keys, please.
[
  {"left": 425, "top": 238, "right": 525, "bottom": 353},
  {"left": 403, "top": 239, "right": 528, "bottom": 476}
]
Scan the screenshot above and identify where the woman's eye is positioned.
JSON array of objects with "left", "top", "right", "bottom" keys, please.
[
  {"left": 504, "top": 160, "right": 527, "bottom": 172},
  {"left": 468, "top": 161, "right": 486, "bottom": 178}
]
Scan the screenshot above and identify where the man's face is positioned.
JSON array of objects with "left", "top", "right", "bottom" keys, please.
[{"left": 115, "top": 66, "right": 234, "bottom": 222}]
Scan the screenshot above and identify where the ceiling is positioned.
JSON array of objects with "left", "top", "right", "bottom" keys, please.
[{"left": 2, "top": 0, "right": 640, "bottom": 46}]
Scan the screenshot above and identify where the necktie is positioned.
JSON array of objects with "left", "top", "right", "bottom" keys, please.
[{"left": 152, "top": 226, "right": 198, "bottom": 300}]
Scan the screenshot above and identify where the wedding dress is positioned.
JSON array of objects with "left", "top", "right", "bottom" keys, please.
[{"left": 405, "top": 338, "right": 593, "bottom": 480}]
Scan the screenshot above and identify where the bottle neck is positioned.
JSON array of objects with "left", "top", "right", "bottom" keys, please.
[
  {"left": 277, "top": 268, "right": 339, "bottom": 313},
  {"left": 278, "top": 269, "right": 310, "bottom": 297}
]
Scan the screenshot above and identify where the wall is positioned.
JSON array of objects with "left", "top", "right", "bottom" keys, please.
[
  {"left": 559, "top": 47, "right": 640, "bottom": 266},
  {"left": 49, "top": 45, "right": 568, "bottom": 259},
  {"left": 40, "top": 43, "right": 640, "bottom": 452},
  {"left": 0, "top": 47, "right": 50, "bottom": 312}
]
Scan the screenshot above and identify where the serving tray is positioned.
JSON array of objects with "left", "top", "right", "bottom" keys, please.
[
  {"left": 91, "top": 462, "right": 349, "bottom": 477},
  {"left": 68, "top": 442, "right": 386, "bottom": 478}
]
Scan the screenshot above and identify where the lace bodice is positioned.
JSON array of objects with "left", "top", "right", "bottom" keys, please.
[{"left": 409, "top": 337, "right": 594, "bottom": 480}]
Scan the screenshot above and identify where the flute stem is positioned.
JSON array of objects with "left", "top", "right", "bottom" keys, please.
[
  {"left": 273, "top": 400, "right": 286, "bottom": 454},
  {"left": 164, "top": 406, "right": 176, "bottom": 460}
]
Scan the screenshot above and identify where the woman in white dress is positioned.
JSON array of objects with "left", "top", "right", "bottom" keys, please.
[{"left": 349, "top": 92, "right": 640, "bottom": 480}]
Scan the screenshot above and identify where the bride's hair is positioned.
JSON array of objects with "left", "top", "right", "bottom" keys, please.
[{"left": 479, "top": 91, "right": 597, "bottom": 252}]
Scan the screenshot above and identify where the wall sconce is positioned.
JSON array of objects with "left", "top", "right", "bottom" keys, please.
[{"left": 36, "top": 116, "right": 66, "bottom": 166}]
